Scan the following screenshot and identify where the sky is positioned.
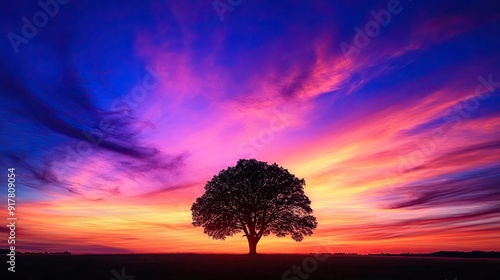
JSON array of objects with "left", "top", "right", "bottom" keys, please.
[{"left": 0, "top": 0, "right": 499, "bottom": 254}]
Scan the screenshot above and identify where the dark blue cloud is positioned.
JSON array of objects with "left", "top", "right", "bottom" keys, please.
[{"left": 0, "top": 1, "right": 188, "bottom": 197}]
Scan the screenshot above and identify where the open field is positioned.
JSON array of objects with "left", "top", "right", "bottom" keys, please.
[{"left": 2, "top": 254, "right": 500, "bottom": 280}]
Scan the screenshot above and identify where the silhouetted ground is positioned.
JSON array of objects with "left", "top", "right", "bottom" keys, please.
[{"left": 2, "top": 254, "right": 500, "bottom": 280}]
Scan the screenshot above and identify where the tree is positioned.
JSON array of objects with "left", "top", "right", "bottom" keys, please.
[{"left": 191, "top": 159, "right": 317, "bottom": 255}]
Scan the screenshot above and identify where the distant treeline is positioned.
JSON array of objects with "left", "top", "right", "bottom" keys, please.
[
  {"left": 0, "top": 249, "right": 71, "bottom": 255},
  {"left": 2, "top": 249, "right": 499, "bottom": 258},
  {"left": 368, "top": 251, "right": 500, "bottom": 258}
]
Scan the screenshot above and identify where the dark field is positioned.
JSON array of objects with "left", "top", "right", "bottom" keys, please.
[{"left": 2, "top": 254, "right": 500, "bottom": 280}]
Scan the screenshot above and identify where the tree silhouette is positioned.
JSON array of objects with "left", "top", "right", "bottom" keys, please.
[{"left": 191, "top": 159, "right": 317, "bottom": 255}]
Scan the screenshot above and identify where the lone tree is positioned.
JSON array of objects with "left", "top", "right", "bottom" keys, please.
[{"left": 191, "top": 159, "right": 317, "bottom": 255}]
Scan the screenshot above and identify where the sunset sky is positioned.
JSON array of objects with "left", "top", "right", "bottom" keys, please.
[{"left": 1, "top": 0, "right": 500, "bottom": 254}]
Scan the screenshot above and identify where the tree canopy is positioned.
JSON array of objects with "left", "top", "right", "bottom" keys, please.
[{"left": 191, "top": 159, "right": 317, "bottom": 254}]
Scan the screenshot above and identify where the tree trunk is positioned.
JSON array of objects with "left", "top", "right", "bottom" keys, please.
[{"left": 247, "top": 236, "right": 259, "bottom": 255}]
